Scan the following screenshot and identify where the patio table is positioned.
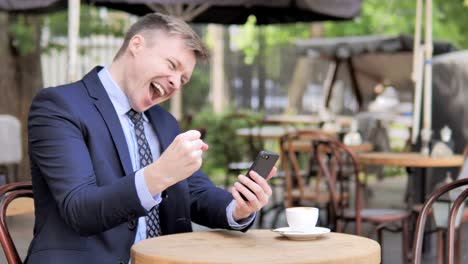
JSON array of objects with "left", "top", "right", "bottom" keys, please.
[
  {"left": 264, "top": 114, "right": 354, "bottom": 128},
  {"left": 358, "top": 152, "right": 464, "bottom": 204},
  {"left": 131, "top": 230, "right": 380, "bottom": 264}
]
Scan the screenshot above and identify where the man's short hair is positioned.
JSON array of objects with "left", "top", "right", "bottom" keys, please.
[{"left": 114, "top": 13, "right": 208, "bottom": 62}]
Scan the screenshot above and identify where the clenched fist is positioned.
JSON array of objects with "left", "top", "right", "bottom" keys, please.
[{"left": 144, "top": 130, "right": 208, "bottom": 195}]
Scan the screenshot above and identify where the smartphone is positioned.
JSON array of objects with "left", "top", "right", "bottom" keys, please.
[{"left": 240, "top": 150, "right": 279, "bottom": 201}]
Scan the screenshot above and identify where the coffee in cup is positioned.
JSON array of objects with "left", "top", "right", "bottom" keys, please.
[{"left": 285, "top": 207, "right": 319, "bottom": 232}]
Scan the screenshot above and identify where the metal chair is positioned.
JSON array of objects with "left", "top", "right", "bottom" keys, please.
[
  {"left": 0, "top": 182, "right": 33, "bottom": 264},
  {"left": 411, "top": 145, "right": 468, "bottom": 264},
  {"left": 413, "top": 178, "right": 468, "bottom": 264},
  {"left": 0, "top": 115, "right": 22, "bottom": 183}
]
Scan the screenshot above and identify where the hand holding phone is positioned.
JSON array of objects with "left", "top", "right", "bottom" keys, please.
[{"left": 240, "top": 150, "right": 279, "bottom": 201}]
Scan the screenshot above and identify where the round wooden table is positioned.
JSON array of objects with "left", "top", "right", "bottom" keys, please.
[
  {"left": 358, "top": 152, "right": 464, "bottom": 168},
  {"left": 358, "top": 152, "right": 464, "bottom": 204},
  {"left": 131, "top": 230, "right": 381, "bottom": 264}
]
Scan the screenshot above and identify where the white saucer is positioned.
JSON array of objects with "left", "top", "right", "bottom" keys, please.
[{"left": 272, "top": 227, "right": 330, "bottom": 240}]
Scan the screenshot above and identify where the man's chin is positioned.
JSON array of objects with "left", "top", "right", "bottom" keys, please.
[{"left": 153, "top": 96, "right": 169, "bottom": 106}]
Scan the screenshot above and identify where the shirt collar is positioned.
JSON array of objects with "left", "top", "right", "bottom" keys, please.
[{"left": 98, "top": 67, "right": 148, "bottom": 122}]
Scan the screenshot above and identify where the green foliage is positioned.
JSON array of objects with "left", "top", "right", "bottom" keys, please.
[
  {"left": 185, "top": 109, "right": 264, "bottom": 178},
  {"left": 186, "top": 109, "right": 222, "bottom": 175},
  {"left": 232, "top": 15, "right": 310, "bottom": 64},
  {"left": 9, "top": 15, "right": 37, "bottom": 56},
  {"left": 181, "top": 65, "right": 210, "bottom": 115},
  {"left": 46, "top": 5, "right": 128, "bottom": 38},
  {"left": 324, "top": 0, "right": 468, "bottom": 49},
  {"left": 324, "top": 0, "right": 415, "bottom": 37}
]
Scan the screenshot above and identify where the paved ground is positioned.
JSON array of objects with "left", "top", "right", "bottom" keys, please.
[{"left": 2, "top": 175, "right": 467, "bottom": 264}]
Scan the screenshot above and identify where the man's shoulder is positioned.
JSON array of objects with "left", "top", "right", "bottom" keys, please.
[
  {"left": 36, "top": 67, "right": 102, "bottom": 100},
  {"left": 40, "top": 66, "right": 100, "bottom": 89},
  {"left": 35, "top": 80, "right": 86, "bottom": 102}
]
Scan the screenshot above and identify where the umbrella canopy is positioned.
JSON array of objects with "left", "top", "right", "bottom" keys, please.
[
  {"left": 295, "top": 34, "right": 456, "bottom": 108},
  {"left": 0, "top": 0, "right": 362, "bottom": 24},
  {"left": 94, "top": 0, "right": 362, "bottom": 24}
]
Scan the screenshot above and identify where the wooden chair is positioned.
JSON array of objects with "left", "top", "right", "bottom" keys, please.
[
  {"left": 260, "top": 129, "right": 335, "bottom": 228},
  {"left": 281, "top": 130, "right": 337, "bottom": 209},
  {"left": 411, "top": 145, "right": 468, "bottom": 264},
  {"left": 413, "top": 178, "right": 468, "bottom": 264},
  {"left": 315, "top": 139, "right": 410, "bottom": 264},
  {"left": 0, "top": 182, "right": 33, "bottom": 264}
]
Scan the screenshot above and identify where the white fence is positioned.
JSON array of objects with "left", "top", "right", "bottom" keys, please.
[{"left": 41, "top": 35, "right": 123, "bottom": 87}]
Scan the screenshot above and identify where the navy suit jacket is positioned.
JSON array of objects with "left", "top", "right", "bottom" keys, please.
[{"left": 26, "top": 67, "right": 241, "bottom": 264}]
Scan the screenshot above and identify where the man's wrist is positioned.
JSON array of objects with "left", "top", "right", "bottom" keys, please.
[
  {"left": 144, "top": 163, "right": 169, "bottom": 196},
  {"left": 227, "top": 200, "right": 255, "bottom": 229}
]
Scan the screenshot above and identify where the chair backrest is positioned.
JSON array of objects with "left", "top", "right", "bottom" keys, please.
[
  {"left": 314, "top": 139, "right": 362, "bottom": 236},
  {"left": 412, "top": 178, "right": 468, "bottom": 264},
  {"left": 280, "top": 129, "right": 337, "bottom": 208},
  {"left": 0, "top": 182, "right": 33, "bottom": 264}
]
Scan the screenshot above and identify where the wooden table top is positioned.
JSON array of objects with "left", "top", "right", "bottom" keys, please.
[
  {"left": 131, "top": 230, "right": 380, "bottom": 264},
  {"left": 287, "top": 140, "right": 373, "bottom": 153},
  {"left": 236, "top": 125, "right": 301, "bottom": 140},
  {"left": 264, "top": 115, "right": 354, "bottom": 127},
  {"left": 358, "top": 152, "right": 464, "bottom": 168},
  {"left": 236, "top": 126, "right": 345, "bottom": 141}
]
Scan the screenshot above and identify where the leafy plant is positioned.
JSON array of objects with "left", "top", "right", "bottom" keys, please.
[
  {"left": 9, "top": 15, "right": 37, "bottom": 56},
  {"left": 185, "top": 109, "right": 264, "bottom": 179}
]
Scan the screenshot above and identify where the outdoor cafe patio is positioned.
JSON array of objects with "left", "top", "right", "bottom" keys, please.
[{"left": 3, "top": 1, "right": 468, "bottom": 264}]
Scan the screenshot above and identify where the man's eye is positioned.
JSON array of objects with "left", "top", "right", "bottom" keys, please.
[{"left": 169, "top": 61, "right": 176, "bottom": 70}]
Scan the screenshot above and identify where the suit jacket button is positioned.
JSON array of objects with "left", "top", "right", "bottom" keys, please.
[{"left": 128, "top": 219, "right": 137, "bottom": 230}]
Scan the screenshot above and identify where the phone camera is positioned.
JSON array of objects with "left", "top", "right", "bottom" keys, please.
[{"left": 263, "top": 155, "right": 270, "bottom": 159}]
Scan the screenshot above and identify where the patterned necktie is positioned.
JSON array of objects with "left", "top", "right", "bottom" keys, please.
[{"left": 127, "top": 109, "right": 162, "bottom": 238}]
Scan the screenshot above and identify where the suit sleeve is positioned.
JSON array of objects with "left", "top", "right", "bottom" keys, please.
[{"left": 28, "top": 88, "right": 146, "bottom": 236}]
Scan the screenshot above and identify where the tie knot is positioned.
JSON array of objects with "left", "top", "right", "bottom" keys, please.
[{"left": 127, "top": 109, "right": 143, "bottom": 126}]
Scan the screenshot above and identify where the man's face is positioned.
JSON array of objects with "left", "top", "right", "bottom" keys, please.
[{"left": 124, "top": 30, "right": 196, "bottom": 112}]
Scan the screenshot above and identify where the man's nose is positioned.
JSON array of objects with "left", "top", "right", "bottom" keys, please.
[{"left": 168, "top": 73, "right": 182, "bottom": 90}]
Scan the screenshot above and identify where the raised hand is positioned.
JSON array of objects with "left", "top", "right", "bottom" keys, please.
[
  {"left": 231, "top": 167, "right": 276, "bottom": 221},
  {"left": 145, "top": 130, "right": 208, "bottom": 195}
]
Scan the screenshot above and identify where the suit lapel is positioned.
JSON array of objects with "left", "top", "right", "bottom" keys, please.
[
  {"left": 82, "top": 67, "right": 133, "bottom": 176},
  {"left": 146, "top": 109, "right": 172, "bottom": 153}
]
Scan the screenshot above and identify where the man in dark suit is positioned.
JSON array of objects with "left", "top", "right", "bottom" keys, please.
[{"left": 26, "top": 13, "right": 275, "bottom": 264}]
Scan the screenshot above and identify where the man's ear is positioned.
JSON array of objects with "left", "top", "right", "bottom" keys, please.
[{"left": 128, "top": 34, "right": 145, "bottom": 57}]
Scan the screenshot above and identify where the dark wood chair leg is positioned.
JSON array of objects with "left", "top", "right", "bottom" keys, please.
[
  {"left": 455, "top": 227, "right": 461, "bottom": 264},
  {"left": 402, "top": 219, "right": 409, "bottom": 264},
  {"left": 378, "top": 228, "right": 384, "bottom": 264},
  {"left": 437, "top": 230, "right": 443, "bottom": 264}
]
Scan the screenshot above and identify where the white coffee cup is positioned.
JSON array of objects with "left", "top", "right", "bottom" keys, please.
[{"left": 285, "top": 207, "right": 319, "bottom": 232}]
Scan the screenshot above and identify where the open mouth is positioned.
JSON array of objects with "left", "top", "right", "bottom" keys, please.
[{"left": 150, "top": 81, "right": 165, "bottom": 97}]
